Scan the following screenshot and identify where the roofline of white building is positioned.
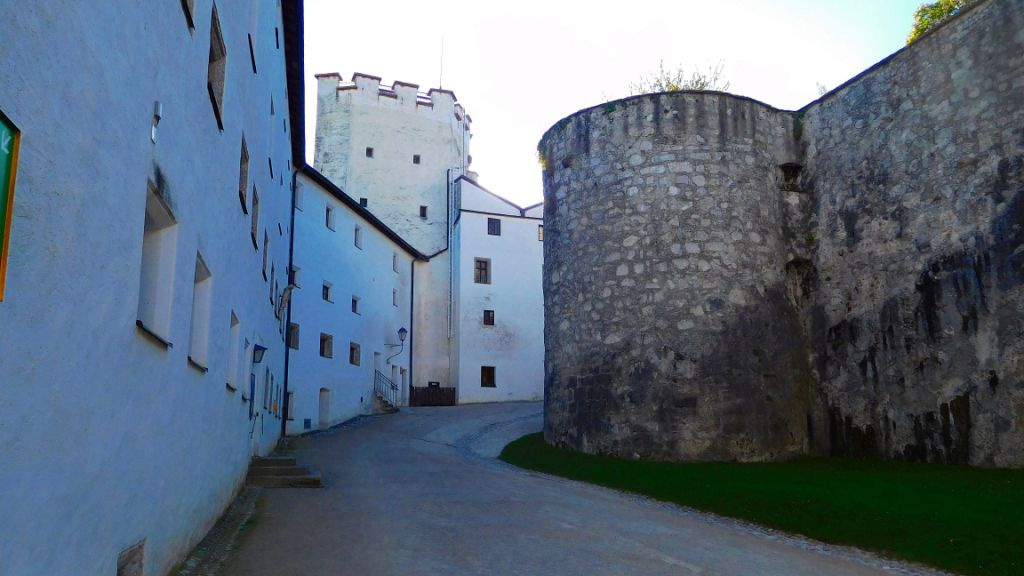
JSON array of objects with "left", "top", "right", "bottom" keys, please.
[
  {"left": 455, "top": 174, "right": 543, "bottom": 217},
  {"left": 299, "top": 164, "right": 429, "bottom": 261}
]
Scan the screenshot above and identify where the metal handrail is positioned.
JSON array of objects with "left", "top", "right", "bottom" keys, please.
[{"left": 373, "top": 370, "right": 399, "bottom": 408}]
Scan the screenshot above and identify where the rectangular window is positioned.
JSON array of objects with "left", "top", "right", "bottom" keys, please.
[
  {"left": 354, "top": 225, "right": 362, "bottom": 248},
  {"left": 238, "top": 138, "right": 249, "bottom": 212},
  {"left": 287, "top": 323, "right": 300, "bottom": 349},
  {"left": 365, "top": 147, "right": 374, "bottom": 158},
  {"left": 487, "top": 218, "right": 501, "bottom": 236},
  {"left": 207, "top": 4, "right": 227, "bottom": 130},
  {"left": 322, "top": 282, "right": 333, "bottom": 302},
  {"left": 392, "top": 253, "right": 398, "bottom": 272},
  {"left": 227, "top": 312, "right": 241, "bottom": 389},
  {"left": 188, "top": 253, "right": 213, "bottom": 370},
  {"left": 270, "top": 268, "right": 277, "bottom": 306},
  {"left": 349, "top": 342, "right": 361, "bottom": 366},
  {"left": 325, "top": 205, "right": 335, "bottom": 230},
  {"left": 268, "top": 157, "right": 274, "bottom": 179},
  {"left": 481, "top": 366, "right": 496, "bottom": 388},
  {"left": 483, "top": 309, "right": 495, "bottom": 326},
  {"left": 251, "top": 186, "right": 260, "bottom": 248},
  {"left": 247, "top": 34, "right": 257, "bottom": 74},
  {"left": 392, "top": 289, "right": 398, "bottom": 307},
  {"left": 413, "top": 154, "right": 420, "bottom": 164},
  {"left": 180, "top": 0, "right": 196, "bottom": 30},
  {"left": 359, "top": 197, "right": 368, "bottom": 207},
  {"left": 262, "top": 231, "right": 269, "bottom": 279},
  {"left": 351, "top": 295, "right": 360, "bottom": 314},
  {"left": 538, "top": 225, "right": 544, "bottom": 241},
  {"left": 289, "top": 265, "right": 301, "bottom": 287},
  {"left": 474, "top": 258, "right": 491, "bottom": 284},
  {"left": 419, "top": 205, "right": 427, "bottom": 219},
  {"left": 319, "top": 333, "right": 333, "bottom": 358},
  {"left": 137, "top": 184, "right": 178, "bottom": 343}
]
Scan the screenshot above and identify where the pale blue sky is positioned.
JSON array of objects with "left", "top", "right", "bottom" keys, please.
[{"left": 304, "top": 0, "right": 926, "bottom": 205}]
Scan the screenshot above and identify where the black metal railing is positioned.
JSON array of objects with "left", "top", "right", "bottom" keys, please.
[
  {"left": 409, "top": 384, "right": 456, "bottom": 407},
  {"left": 374, "top": 370, "right": 399, "bottom": 408}
]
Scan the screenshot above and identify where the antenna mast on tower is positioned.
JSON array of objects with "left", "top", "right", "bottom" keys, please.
[{"left": 439, "top": 36, "right": 445, "bottom": 88}]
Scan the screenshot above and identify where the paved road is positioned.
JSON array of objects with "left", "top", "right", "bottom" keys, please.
[{"left": 222, "top": 402, "right": 944, "bottom": 576}]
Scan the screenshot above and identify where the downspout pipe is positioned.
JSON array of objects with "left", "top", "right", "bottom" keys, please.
[
  {"left": 408, "top": 258, "right": 416, "bottom": 398},
  {"left": 281, "top": 170, "right": 299, "bottom": 438}
]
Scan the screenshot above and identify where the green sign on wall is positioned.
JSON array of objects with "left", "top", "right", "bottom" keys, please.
[{"left": 0, "top": 110, "right": 20, "bottom": 302}]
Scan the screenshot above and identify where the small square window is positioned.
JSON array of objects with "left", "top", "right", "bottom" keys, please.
[
  {"left": 351, "top": 296, "right": 360, "bottom": 314},
  {"left": 322, "top": 282, "right": 333, "bottom": 302},
  {"left": 359, "top": 197, "right": 368, "bottom": 207},
  {"left": 474, "top": 258, "right": 491, "bottom": 284},
  {"left": 413, "top": 154, "right": 421, "bottom": 164},
  {"left": 287, "top": 323, "right": 300, "bottom": 349},
  {"left": 354, "top": 226, "right": 362, "bottom": 248},
  {"left": 481, "top": 366, "right": 496, "bottom": 388},
  {"left": 483, "top": 309, "right": 495, "bottom": 325},
  {"left": 349, "top": 342, "right": 361, "bottom": 366},
  {"left": 319, "top": 333, "right": 333, "bottom": 358},
  {"left": 365, "top": 147, "right": 374, "bottom": 158},
  {"left": 325, "top": 205, "right": 335, "bottom": 230},
  {"left": 419, "top": 205, "right": 428, "bottom": 219},
  {"left": 538, "top": 225, "right": 544, "bottom": 241},
  {"left": 487, "top": 218, "right": 501, "bottom": 236}
]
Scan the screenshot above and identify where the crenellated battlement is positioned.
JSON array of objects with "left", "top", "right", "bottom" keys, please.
[{"left": 315, "top": 72, "right": 470, "bottom": 124}]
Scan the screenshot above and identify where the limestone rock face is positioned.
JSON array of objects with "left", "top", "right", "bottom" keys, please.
[{"left": 540, "top": 0, "right": 1024, "bottom": 466}]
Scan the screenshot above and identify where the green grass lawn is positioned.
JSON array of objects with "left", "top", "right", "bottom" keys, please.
[{"left": 499, "top": 433, "right": 1024, "bottom": 576}]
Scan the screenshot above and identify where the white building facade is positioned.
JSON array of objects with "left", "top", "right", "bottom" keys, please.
[
  {"left": 0, "top": 1, "right": 303, "bottom": 574},
  {"left": 285, "top": 166, "right": 419, "bottom": 432},
  {"left": 453, "top": 177, "right": 544, "bottom": 403},
  {"left": 311, "top": 73, "right": 543, "bottom": 404}
]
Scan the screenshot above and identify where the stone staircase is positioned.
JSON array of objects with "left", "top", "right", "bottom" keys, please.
[{"left": 246, "top": 456, "right": 321, "bottom": 488}]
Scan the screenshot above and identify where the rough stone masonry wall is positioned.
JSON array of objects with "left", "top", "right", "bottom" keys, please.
[
  {"left": 541, "top": 0, "right": 1024, "bottom": 466},
  {"left": 540, "top": 93, "right": 816, "bottom": 461},
  {"left": 800, "top": 0, "right": 1024, "bottom": 466}
]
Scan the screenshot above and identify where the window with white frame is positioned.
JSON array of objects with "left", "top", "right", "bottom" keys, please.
[
  {"left": 206, "top": 4, "right": 227, "bottom": 129},
  {"left": 137, "top": 184, "right": 178, "bottom": 343},
  {"left": 188, "top": 253, "right": 213, "bottom": 369}
]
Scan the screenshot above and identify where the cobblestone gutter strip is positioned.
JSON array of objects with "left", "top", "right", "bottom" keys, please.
[{"left": 174, "top": 486, "right": 263, "bottom": 576}]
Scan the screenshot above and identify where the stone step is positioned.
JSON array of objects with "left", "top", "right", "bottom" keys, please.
[
  {"left": 251, "top": 456, "right": 296, "bottom": 468},
  {"left": 247, "top": 465, "right": 310, "bottom": 478},
  {"left": 247, "top": 471, "right": 322, "bottom": 488}
]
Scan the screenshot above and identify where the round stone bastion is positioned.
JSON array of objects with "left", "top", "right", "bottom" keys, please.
[{"left": 539, "top": 91, "right": 814, "bottom": 461}]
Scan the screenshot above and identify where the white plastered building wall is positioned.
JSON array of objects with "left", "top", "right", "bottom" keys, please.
[
  {"left": 0, "top": 2, "right": 297, "bottom": 575},
  {"left": 313, "top": 73, "right": 471, "bottom": 392},
  {"left": 453, "top": 177, "right": 544, "bottom": 403},
  {"left": 287, "top": 169, "right": 415, "bottom": 432}
]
